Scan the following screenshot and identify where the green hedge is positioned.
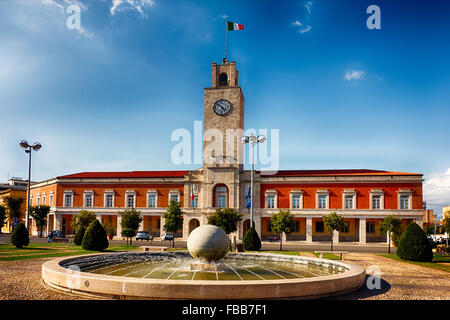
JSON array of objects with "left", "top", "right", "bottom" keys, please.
[
  {"left": 10, "top": 223, "right": 30, "bottom": 248},
  {"left": 396, "top": 222, "right": 433, "bottom": 261},
  {"left": 73, "top": 227, "right": 85, "bottom": 246},
  {"left": 81, "top": 220, "right": 109, "bottom": 251},
  {"left": 243, "top": 227, "right": 261, "bottom": 251}
]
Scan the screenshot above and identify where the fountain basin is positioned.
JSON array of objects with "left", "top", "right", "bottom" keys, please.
[{"left": 42, "top": 251, "right": 365, "bottom": 299}]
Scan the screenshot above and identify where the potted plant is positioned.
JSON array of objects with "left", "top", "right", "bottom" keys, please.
[{"left": 102, "top": 222, "right": 116, "bottom": 240}]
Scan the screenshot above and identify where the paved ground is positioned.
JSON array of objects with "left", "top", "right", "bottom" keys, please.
[{"left": 0, "top": 250, "right": 448, "bottom": 300}]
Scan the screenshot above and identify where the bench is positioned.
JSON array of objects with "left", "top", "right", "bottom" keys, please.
[
  {"left": 51, "top": 238, "right": 71, "bottom": 244},
  {"left": 141, "top": 246, "right": 168, "bottom": 252},
  {"left": 314, "top": 250, "right": 349, "bottom": 260}
]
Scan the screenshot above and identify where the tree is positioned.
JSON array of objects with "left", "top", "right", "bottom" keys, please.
[
  {"left": 3, "top": 196, "right": 24, "bottom": 224},
  {"left": 121, "top": 228, "right": 136, "bottom": 245},
  {"left": 73, "top": 227, "right": 85, "bottom": 245},
  {"left": 396, "top": 222, "right": 433, "bottom": 261},
  {"left": 71, "top": 210, "right": 96, "bottom": 231},
  {"left": 0, "top": 205, "right": 6, "bottom": 233},
  {"left": 270, "top": 209, "right": 295, "bottom": 251},
  {"left": 162, "top": 200, "right": 183, "bottom": 248},
  {"left": 322, "top": 212, "right": 345, "bottom": 251},
  {"left": 10, "top": 222, "right": 30, "bottom": 248},
  {"left": 120, "top": 208, "right": 142, "bottom": 246},
  {"left": 208, "top": 208, "right": 242, "bottom": 235},
  {"left": 424, "top": 224, "right": 435, "bottom": 237},
  {"left": 378, "top": 215, "right": 403, "bottom": 253},
  {"left": 243, "top": 227, "right": 261, "bottom": 251},
  {"left": 29, "top": 205, "right": 50, "bottom": 237},
  {"left": 81, "top": 219, "right": 109, "bottom": 251},
  {"left": 442, "top": 216, "right": 450, "bottom": 247}
]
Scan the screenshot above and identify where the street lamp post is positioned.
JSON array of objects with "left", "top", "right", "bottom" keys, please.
[
  {"left": 241, "top": 134, "right": 266, "bottom": 229},
  {"left": 19, "top": 140, "right": 42, "bottom": 231}
]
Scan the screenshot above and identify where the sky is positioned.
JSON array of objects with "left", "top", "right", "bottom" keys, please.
[{"left": 0, "top": 0, "right": 449, "bottom": 218}]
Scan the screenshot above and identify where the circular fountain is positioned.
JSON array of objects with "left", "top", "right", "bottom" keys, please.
[{"left": 42, "top": 226, "right": 365, "bottom": 299}]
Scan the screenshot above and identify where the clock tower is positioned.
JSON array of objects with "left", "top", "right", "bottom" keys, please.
[{"left": 203, "top": 59, "right": 244, "bottom": 169}]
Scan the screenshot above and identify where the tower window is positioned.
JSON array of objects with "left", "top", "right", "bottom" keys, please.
[{"left": 219, "top": 73, "right": 228, "bottom": 86}]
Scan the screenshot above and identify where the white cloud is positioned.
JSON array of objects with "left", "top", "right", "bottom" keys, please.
[
  {"left": 344, "top": 69, "right": 366, "bottom": 81},
  {"left": 291, "top": 20, "right": 311, "bottom": 34},
  {"left": 424, "top": 168, "right": 450, "bottom": 208},
  {"left": 304, "top": 1, "right": 313, "bottom": 15},
  {"left": 110, "top": 0, "right": 155, "bottom": 18}
]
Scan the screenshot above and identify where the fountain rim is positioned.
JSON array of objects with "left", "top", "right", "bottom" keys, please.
[{"left": 42, "top": 251, "right": 365, "bottom": 287}]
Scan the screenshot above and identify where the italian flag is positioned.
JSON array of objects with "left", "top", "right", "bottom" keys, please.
[{"left": 227, "top": 21, "right": 244, "bottom": 31}]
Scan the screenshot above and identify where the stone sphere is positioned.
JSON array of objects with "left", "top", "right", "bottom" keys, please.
[{"left": 187, "top": 225, "right": 230, "bottom": 262}]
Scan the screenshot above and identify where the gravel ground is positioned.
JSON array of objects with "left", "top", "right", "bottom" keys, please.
[{"left": 0, "top": 253, "right": 448, "bottom": 300}]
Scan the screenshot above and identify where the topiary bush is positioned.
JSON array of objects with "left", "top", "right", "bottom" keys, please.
[
  {"left": 73, "top": 227, "right": 86, "bottom": 246},
  {"left": 81, "top": 220, "right": 109, "bottom": 251},
  {"left": 243, "top": 227, "right": 261, "bottom": 251},
  {"left": 396, "top": 222, "right": 433, "bottom": 261},
  {"left": 10, "top": 222, "right": 30, "bottom": 248}
]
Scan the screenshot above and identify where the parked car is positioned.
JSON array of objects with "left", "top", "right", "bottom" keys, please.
[
  {"left": 136, "top": 231, "right": 153, "bottom": 241},
  {"left": 49, "top": 230, "right": 64, "bottom": 238},
  {"left": 161, "top": 232, "right": 174, "bottom": 241}
]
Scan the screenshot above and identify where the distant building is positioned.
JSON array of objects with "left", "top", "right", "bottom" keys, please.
[
  {"left": 423, "top": 209, "right": 436, "bottom": 226},
  {"left": 0, "top": 178, "right": 28, "bottom": 233}
]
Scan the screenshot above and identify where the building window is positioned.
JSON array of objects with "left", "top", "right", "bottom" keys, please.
[
  {"left": 42, "top": 194, "right": 46, "bottom": 205},
  {"left": 170, "top": 193, "right": 179, "bottom": 203},
  {"left": 318, "top": 195, "right": 327, "bottom": 209},
  {"left": 344, "top": 195, "right": 354, "bottom": 209},
  {"left": 64, "top": 194, "right": 73, "bottom": 207},
  {"left": 315, "top": 221, "right": 324, "bottom": 233},
  {"left": 267, "top": 195, "right": 275, "bottom": 209},
  {"left": 36, "top": 196, "right": 40, "bottom": 206},
  {"left": 370, "top": 189, "right": 384, "bottom": 210},
  {"left": 105, "top": 194, "right": 114, "bottom": 208},
  {"left": 217, "top": 195, "right": 226, "bottom": 208},
  {"left": 126, "top": 194, "right": 135, "bottom": 208},
  {"left": 400, "top": 195, "right": 409, "bottom": 210},
  {"left": 292, "top": 195, "right": 301, "bottom": 209},
  {"left": 49, "top": 194, "right": 54, "bottom": 207},
  {"left": 366, "top": 222, "right": 375, "bottom": 233},
  {"left": 214, "top": 185, "right": 228, "bottom": 208},
  {"left": 85, "top": 194, "right": 93, "bottom": 207},
  {"left": 372, "top": 195, "right": 381, "bottom": 209},
  {"left": 343, "top": 222, "right": 350, "bottom": 233},
  {"left": 148, "top": 194, "right": 157, "bottom": 208},
  {"left": 191, "top": 195, "right": 198, "bottom": 208}
]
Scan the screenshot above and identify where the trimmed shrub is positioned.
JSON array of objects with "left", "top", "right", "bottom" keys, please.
[
  {"left": 73, "top": 227, "right": 86, "bottom": 246},
  {"left": 396, "top": 222, "right": 433, "bottom": 261},
  {"left": 10, "top": 223, "right": 30, "bottom": 248},
  {"left": 81, "top": 220, "right": 109, "bottom": 251},
  {"left": 243, "top": 227, "right": 261, "bottom": 251}
]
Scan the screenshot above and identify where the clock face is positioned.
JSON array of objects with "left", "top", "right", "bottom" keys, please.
[{"left": 213, "top": 99, "right": 232, "bottom": 116}]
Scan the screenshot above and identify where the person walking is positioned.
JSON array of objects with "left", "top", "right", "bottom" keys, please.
[{"left": 48, "top": 230, "right": 53, "bottom": 243}]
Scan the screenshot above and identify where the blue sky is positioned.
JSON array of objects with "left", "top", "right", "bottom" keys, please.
[{"left": 0, "top": 0, "right": 449, "bottom": 217}]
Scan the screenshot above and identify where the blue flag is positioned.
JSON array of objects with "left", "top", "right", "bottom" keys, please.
[{"left": 245, "top": 186, "right": 251, "bottom": 208}]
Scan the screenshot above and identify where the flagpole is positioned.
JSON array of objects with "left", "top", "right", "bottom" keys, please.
[{"left": 225, "top": 20, "right": 228, "bottom": 60}]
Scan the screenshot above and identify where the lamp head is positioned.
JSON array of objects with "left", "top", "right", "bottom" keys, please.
[
  {"left": 32, "top": 143, "right": 42, "bottom": 151},
  {"left": 241, "top": 136, "right": 249, "bottom": 144},
  {"left": 20, "top": 140, "right": 30, "bottom": 149},
  {"left": 257, "top": 135, "right": 266, "bottom": 143}
]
